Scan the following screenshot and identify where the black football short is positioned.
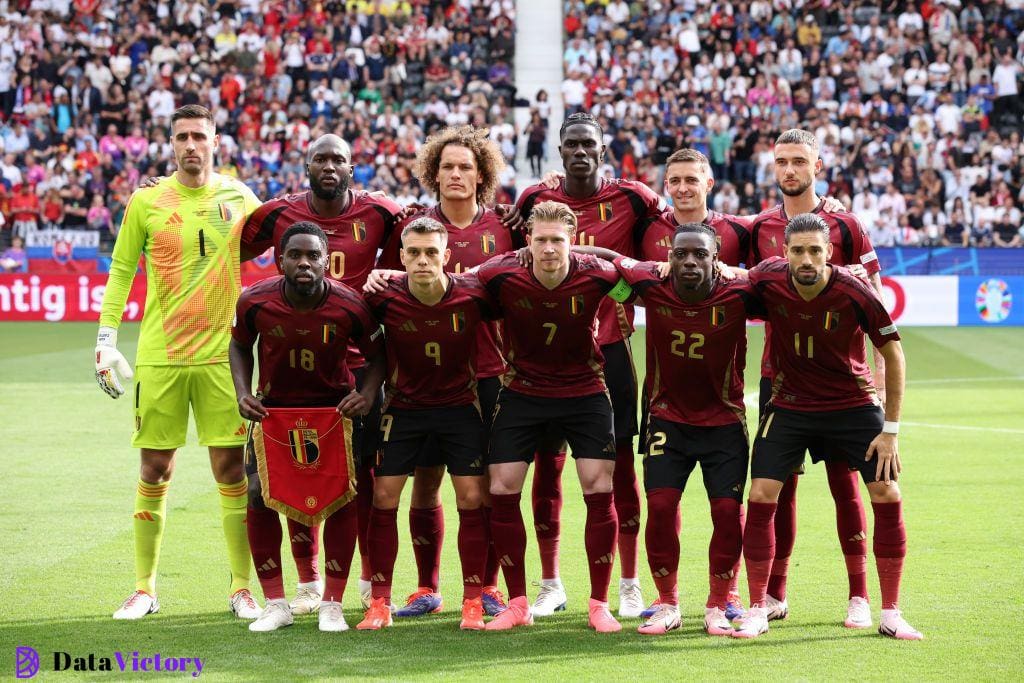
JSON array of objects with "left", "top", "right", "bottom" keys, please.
[
  {"left": 376, "top": 404, "right": 485, "bottom": 477},
  {"left": 643, "top": 416, "right": 748, "bottom": 501},
  {"left": 760, "top": 375, "right": 814, "bottom": 473},
  {"left": 415, "top": 376, "right": 501, "bottom": 470},
  {"left": 489, "top": 389, "right": 615, "bottom": 464},
  {"left": 352, "top": 365, "right": 384, "bottom": 469},
  {"left": 602, "top": 339, "right": 638, "bottom": 444},
  {"left": 751, "top": 405, "right": 886, "bottom": 484}
]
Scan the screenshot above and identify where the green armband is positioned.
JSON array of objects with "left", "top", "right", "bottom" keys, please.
[{"left": 607, "top": 278, "right": 633, "bottom": 303}]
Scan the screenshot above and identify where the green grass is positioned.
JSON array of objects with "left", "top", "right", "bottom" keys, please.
[{"left": 1, "top": 323, "right": 1022, "bottom": 680}]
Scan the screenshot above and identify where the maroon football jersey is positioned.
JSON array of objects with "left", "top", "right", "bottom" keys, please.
[
  {"left": 517, "top": 178, "right": 663, "bottom": 346},
  {"left": 615, "top": 257, "right": 764, "bottom": 426},
  {"left": 242, "top": 189, "right": 402, "bottom": 368},
  {"left": 748, "top": 201, "right": 881, "bottom": 376},
  {"left": 377, "top": 205, "right": 522, "bottom": 378},
  {"left": 749, "top": 257, "right": 900, "bottom": 412},
  {"left": 232, "top": 277, "right": 383, "bottom": 407},
  {"left": 637, "top": 208, "right": 751, "bottom": 265},
  {"left": 366, "top": 272, "right": 495, "bottom": 409},
  {"left": 476, "top": 252, "right": 622, "bottom": 398}
]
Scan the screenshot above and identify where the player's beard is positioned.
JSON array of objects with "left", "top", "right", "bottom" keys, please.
[
  {"left": 310, "top": 173, "right": 349, "bottom": 200},
  {"left": 792, "top": 267, "right": 822, "bottom": 285},
  {"left": 779, "top": 177, "right": 813, "bottom": 197},
  {"left": 286, "top": 273, "right": 322, "bottom": 297}
]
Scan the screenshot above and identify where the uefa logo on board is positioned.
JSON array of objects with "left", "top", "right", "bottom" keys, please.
[
  {"left": 975, "top": 279, "right": 1012, "bottom": 323},
  {"left": 15, "top": 647, "right": 40, "bottom": 678}
]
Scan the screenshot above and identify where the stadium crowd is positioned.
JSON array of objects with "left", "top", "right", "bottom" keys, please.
[
  {"left": 0, "top": 0, "right": 520, "bottom": 251},
  {"left": 558, "top": 0, "right": 1024, "bottom": 248}
]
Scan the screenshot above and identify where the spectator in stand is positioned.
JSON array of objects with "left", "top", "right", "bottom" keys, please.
[{"left": 0, "top": 234, "right": 27, "bottom": 272}]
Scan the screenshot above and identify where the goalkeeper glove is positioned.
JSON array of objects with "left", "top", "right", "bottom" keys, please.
[{"left": 95, "top": 326, "right": 134, "bottom": 399}]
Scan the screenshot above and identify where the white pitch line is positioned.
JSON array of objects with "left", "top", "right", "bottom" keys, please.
[{"left": 901, "top": 421, "right": 1024, "bottom": 435}]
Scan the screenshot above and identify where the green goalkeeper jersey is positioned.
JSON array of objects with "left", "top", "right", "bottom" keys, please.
[{"left": 100, "top": 173, "right": 261, "bottom": 366}]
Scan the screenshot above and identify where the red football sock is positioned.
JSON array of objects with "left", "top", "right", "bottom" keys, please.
[
  {"left": 409, "top": 505, "right": 443, "bottom": 592},
  {"left": 286, "top": 518, "right": 320, "bottom": 584},
  {"left": 708, "top": 498, "right": 743, "bottom": 609},
  {"left": 768, "top": 474, "right": 798, "bottom": 600},
  {"left": 583, "top": 491, "right": 618, "bottom": 602},
  {"left": 613, "top": 443, "right": 641, "bottom": 579},
  {"left": 356, "top": 461, "right": 374, "bottom": 581},
  {"left": 532, "top": 451, "right": 565, "bottom": 579},
  {"left": 482, "top": 505, "right": 500, "bottom": 587},
  {"left": 872, "top": 500, "right": 907, "bottom": 610},
  {"left": 645, "top": 488, "right": 681, "bottom": 606},
  {"left": 322, "top": 502, "right": 357, "bottom": 603},
  {"left": 367, "top": 506, "right": 398, "bottom": 601},
  {"left": 457, "top": 507, "right": 487, "bottom": 600},
  {"left": 490, "top": 493, "right": 527, "bottom": 599},
  {"left": 827, "top": 461, "right": 869, "bottom": 599},
  {"left": 743, "top": 501, "right": 777, "bottom": 607},
  {"left": 728, "top": 503, "right": 746, "bottom": 595},
  {"left": 247, "top": 505, "right": 285, "bottom": 601}
]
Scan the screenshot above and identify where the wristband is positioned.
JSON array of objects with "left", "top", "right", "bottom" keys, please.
[
  {"left": 882, "top": 421, "right": 900, "bottom": 435},
  {"left": 97, "top": 325, "right": 118, "bottom": 347}
]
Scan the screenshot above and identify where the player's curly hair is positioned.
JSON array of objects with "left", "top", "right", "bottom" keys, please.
[{"left": 413, "top": 125, "right": 505, "bottom": 205}]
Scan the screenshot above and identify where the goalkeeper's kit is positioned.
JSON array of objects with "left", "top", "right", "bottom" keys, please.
[{"left": 95, "top": 326, "right": 134, "bottom": 399}]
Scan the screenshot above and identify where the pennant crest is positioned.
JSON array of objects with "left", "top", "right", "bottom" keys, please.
[
  {"left": 570, "top": 294, "right": 585, "bottom": 316},
  {"left": 288, "top": 424, "right": 320, "bottom": 466},
  {"left": 481, "top": 233, "right": 496, "bottom": 254},
  {"left": 711, "top": 305, "right": 726, "bottom": 327},
  {"left": 823, "top": 310, "right": 840, "bottom": 331},
  {"left": 322, "top": 323, "right": 337, "bottom": 344},
  {"left": 352, "top": 221, "right": 367, "bottom": 242},
  {"left": 598, "top": 202, "right": 614, "bottom": 222},
  {"left": 451, "top": 310, "right": 466, "bottom": 333}
]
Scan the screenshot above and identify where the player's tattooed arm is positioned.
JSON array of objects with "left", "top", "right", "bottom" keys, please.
[
  {"left": 228, "top": 339, "right": 269, "bottom": 421},
  {"left": 865, "top": 340, "right": 905, "bottom": 484},
  {"left": 337, "top": 351, "right": 385, "bottom": 417}
]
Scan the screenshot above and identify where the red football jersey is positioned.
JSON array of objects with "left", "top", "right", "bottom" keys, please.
[
  {"left": 476, "top": 252, "right": 622, "bottom": 398},
  {"left": 637, "top": 209, "right": 751, "bottom": 266},
  {"left": 615, "top": 257, "right": 764, "bottom": 426},
  {"left": 366, "top": 272, "right": 496, "bottom": 409},
  {"left": 749, "top": 257, "right": 900, "bottom": 412},
  {"left": 377, "top": 205, "right": 522, "bottom": 378},
  {"left": 232, "top": 277, "right": 383, "bottom": 407},
  {"left": 517, "top": 178, "right": 663, "bottom": 345},
  {"left": 748, "top": 201, "right": 881, "bottom": 376},
  {"left": 241, "top": 189, "right": 402, "bottom": 368}
]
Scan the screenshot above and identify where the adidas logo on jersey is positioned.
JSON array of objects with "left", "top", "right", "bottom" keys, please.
[
  {"left": 514, "top": 297, "right": 533, "bottom": 310},
  {"left": 268, "top": 325, "right": 286, "bottom": 337},
  {"left": 164, "top": 212, "right": 184, "bottom": 227},
  {"left": 400, "top": 321, "right": 418, "bottom": 332}
]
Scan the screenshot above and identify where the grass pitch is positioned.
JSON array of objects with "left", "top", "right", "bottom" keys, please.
[{"left": 0, "top": 323, "right": 1021, "bottom": 681}]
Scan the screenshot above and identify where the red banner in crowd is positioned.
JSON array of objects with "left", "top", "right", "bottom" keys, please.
[{"left": 251, "top": 407, "right": 356, "bottom": 526}]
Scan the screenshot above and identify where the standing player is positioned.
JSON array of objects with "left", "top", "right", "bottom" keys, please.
[
  {"left": 478, "top": 201, "right": 633, "bottom": 633},
  {"left": 733, "top": 214, "right": 922, "bottom": 641},
  {"left": 372, "top": 126, "right": 517, "bottom": 619},
  {"left": 358, "top": 217, "right": 495, "bottom": 632},
  {"left": 95, "top": 105, "right": 263, "bottom": 620},
  {"left": 241, "top": 134, "right": 403, "bottom": 614},
  {"left": 747, "top": 129, "right": 884, "bottom": 628},
  {"left": 229, "top": 222, "right": 385, "bottom": 632},
  {"left": 516, "top": 113, "right": 663, "bottom": 617}
]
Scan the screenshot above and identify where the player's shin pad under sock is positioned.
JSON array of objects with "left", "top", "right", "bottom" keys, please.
[
  {"left": 708, "top": 498, "right": 743, "bottom": 608},
  {"left": 356, "top": 461, "right": 374, "bottom": 580},
  {"left": 490, "top": 493, "right": 528, "bottom": 599},
  {"left": 458, "top": 507, "right": 487, "bottom": 599},
  {"left": 323, "top": 503, "right": 358, "bottom": 602},
  {"left": 409, "top": 505, "right": 444, "bottom": 592},
  {"left": 133, "top": 479, "right": 169, "bottom": 595},
  {"left": 218, "top": 479, "right": 252, "bottom": 594},
  {"left": 743, "top": 501, "right": 777, "bottom": 607},
  {"left": 769, "top": 475, "right": 798, "bottom": 600},
  {"left": 827, "top": 462, "right": 869, "bottom": 599},
  {"left": 286, "top": 518, "right": 320, "bottom": 584},
  {"left": 645, "top": 488, "right": 681, "bottom": 605},
  {"left": 583, "top": 491, "right": 618, "bottom": 602},
  {"left": 367, "top": 506, "right": 399, "bottom": 601},
  {"left": 481, "top": 505, "right": 501, "bottom": 587},
  {"left": 872, "top": 501, "right": 907, "bottom": 610},
  {"left": 247, "top": 504, "right": 285, "bottom": 601},
  {"left": 613, "top": 443, "right": 641, "bottom": 579},
  {"left": 532, "top": 451, "right": 565, "bottom": 580}
]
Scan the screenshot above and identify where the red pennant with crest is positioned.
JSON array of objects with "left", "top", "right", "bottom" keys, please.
[{"left": 251, "top": 407, "right": 356, "bottom": 525}]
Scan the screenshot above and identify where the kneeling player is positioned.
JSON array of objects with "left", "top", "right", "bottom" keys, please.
[
  {"left": 733, "top": 214, "right": 923, "bottom": 640},
  {"left": 606, "top": 223, "right": 760, "bottom": 635},
  {"left": 477, "top": 201, "right": 633, "bottom": 633},
  {"left": 357, "top": 218, "right": 494, "bottom": 631},
  {"left": 229, "top": 222, "right": 384, "bottom": 632}
]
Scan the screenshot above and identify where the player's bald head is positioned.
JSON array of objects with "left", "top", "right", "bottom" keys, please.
[{"left": 307, "top": 134, "right": 351, "bottom": 163}]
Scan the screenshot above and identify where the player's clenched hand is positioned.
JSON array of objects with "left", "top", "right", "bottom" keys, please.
[
  {"left": 95, "top": 326, "right": 134, "bottom": 399},
  {"left": 716, "top": 263, "right": 737, "bottom": 280},
  {"left": 363, "top": 269, "right": 401, "bottom": 294},
  {"left": 337, "top": 390, "right": 370, "bottom": 417},
  {"left": 396, "top": 202, "right": 427, "bottom": 222},
  {"left": 866, "top": 432, "right": 901, "bottom": 484},
  {"left": 238, "top": 394, "right": 269, "bottom": 421},
  {"left": 541, "top": 171, "right": 564, "bottom": 190}
]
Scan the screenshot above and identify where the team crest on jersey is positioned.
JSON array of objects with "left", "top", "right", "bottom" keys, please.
[
  {"left": 288, "top": 424, "right": 320, "bottom": 466},
  {"left": 823, "top": 310, "right": 840, "bottom": 331},
  {"left": 570, "top": 294, "right": 585, "bottom": 316},
  {"left": 597, "top": 202, "right": 614, "bottom": 222},
  {"left": 352, "top": 221, "right": 367, "bottom": 242},
  {"left": 219, "top": 203, "right": 233, "bottom": 222},
  {"left": 711, "top": 305, "right": 726, "bottom": 327},
  {"left": 322, "top": 323, "right": 337, "bottom": 344},
  {"left": 481, "top": 233, "right": 496, "bottom": 254},
  {"left": 451, "top": 310, "right": 466, "bottom": 332}
]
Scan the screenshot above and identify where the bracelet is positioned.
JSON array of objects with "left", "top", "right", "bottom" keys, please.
[{"left": 882, "top": 421, "right": 900, "bottom": 435}]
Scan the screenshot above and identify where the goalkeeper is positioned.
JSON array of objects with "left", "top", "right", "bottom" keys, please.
[{"left": 96, "top": 105, "right": 263, "bottom": 621}]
